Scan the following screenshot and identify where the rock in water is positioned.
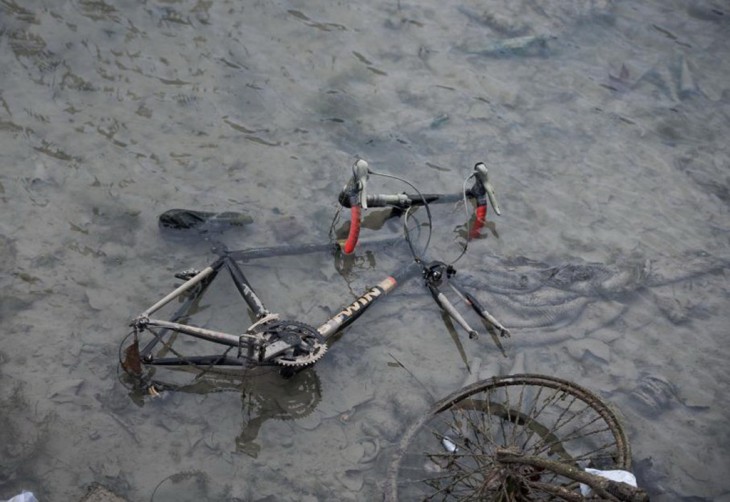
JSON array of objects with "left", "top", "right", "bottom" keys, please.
[{"left": 79, "top": 483, "right": 128, "bottom": 502}]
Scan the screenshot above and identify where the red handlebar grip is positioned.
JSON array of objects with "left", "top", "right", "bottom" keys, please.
[
  {"left": 469, "top": 204, "right": 487, "bottom": 239},
  {"left": 343, "top": 205, "right": 362, "bottom": 254}
]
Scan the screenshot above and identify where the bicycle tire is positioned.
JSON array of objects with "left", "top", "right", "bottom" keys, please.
[{"left": 385, "top": 374, "right": 630, "bottom": 501}]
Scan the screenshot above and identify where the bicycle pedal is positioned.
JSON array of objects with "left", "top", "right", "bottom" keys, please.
[{"left": 174, "top": 268, "right": 200, "bottom": 280}]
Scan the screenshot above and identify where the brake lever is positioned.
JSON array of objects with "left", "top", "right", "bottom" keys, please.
[
  {"left": 352, "top": 159, "right": 370, "bottom": 207},
  {"left": 338, "top": 159, "right": 370, "bottom": 254},
  {"left": 337, "top": 159, "right": 370, "bottom": 206},
  {"left": 474, "top": 162, "right": 501, "bottom": 216},
  {"left": 468, "top": 162, "right": 502, "bottom": 239}
]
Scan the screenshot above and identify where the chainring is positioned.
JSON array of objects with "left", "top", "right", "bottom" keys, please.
[{"left": 262, "top": 320, "right": 327, "bottom": 367}]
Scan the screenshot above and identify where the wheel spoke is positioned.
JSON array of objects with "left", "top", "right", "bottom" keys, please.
[{"left": 387, "top": 374, "right": 630, "bottom": 501}]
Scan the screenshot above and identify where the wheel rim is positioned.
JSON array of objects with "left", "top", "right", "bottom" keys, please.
[{"left": 386, "top": 374, "right": 630, "bottom": 501}]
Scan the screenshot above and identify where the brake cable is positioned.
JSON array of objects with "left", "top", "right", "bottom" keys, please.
[{"left": 366, "top": 168, "right": 434, "bottom": 264}]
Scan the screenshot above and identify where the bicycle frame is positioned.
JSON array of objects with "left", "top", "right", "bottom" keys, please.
[
  {"left": 130, "top": 238, "right": 421, "bottom": 369},
  {"left": 124, "top": 160, "right": 508, "bottom": 376}
]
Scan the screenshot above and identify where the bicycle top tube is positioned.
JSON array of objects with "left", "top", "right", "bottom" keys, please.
[{"left": 219, "top": 236, "right": 404, "bottom": 261}]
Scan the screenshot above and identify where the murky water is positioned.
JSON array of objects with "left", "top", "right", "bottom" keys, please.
[{"left": 1, "top": 0, "right": 729, "bottom": 500}]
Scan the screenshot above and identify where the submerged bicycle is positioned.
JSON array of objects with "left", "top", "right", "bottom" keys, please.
[
  {"left": 120, "top": 159, "right": 647, "bottom": 501},
  {"left": 122, "top": 159, "right": 509, "bottom": 377}
]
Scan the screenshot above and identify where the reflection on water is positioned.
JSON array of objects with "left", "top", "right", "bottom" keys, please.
[
  {"left": 1, "top": 0, "right": 729, "bottom": 500},
  {"left": 125, "top": 367, "right": 323, "bottom": 459}
]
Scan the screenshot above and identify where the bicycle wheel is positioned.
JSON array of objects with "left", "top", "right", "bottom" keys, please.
[{"left": 385, "top": 374, "right": 630, "bottom": 501}]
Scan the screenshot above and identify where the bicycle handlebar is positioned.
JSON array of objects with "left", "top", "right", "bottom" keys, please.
[
  {"left": 339, "top": 159, "right": 502, "bottom": 254},
  {"left": 468, "top": 161, "right": 501, "bottom": 239},
  {"left": 474, "top": 162, "right": 501, "bottom": 215},
  {"left": 343, "top": 205, "right": 362, "bottom": 254}
]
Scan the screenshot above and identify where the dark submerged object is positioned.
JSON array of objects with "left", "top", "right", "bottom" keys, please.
[{"left": 158, "top": 208, "right": 253, "bottom": 231}]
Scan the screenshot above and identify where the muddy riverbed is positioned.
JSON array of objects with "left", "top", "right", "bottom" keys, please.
[{"left": 1, "top": 1, "right": 729, "bottom": 500}]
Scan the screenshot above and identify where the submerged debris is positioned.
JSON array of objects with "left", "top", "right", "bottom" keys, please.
[
  {"left": 158, "top": 208, "right": 253, "bottom": 232},
  {"left": 678, "top": 55, "right": 697, "bottom": 98},
  {"left": 630, "top": 374, "right": 676, "bottom": 417},
  {"left": 121, "top": 338, "right": 142, "bottom": 376},
  {"left": 457, "top": 0, "right": 615, "bottom": 37},
  {"left": 79, "top": 483, "right": 128, "bottom": 502},
  {"left": 441, "top": 436, "right": 458, "bottom": 453},
  {"left": 460, "top": 35, "right": 552, "bottom": 58}
]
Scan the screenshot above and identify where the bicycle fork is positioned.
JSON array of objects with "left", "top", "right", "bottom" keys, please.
[{"left": 423, "top": 262, "right": 511, "bottom": 356}]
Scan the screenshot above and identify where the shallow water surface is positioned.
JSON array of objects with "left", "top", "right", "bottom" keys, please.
[{"left": 1, "top": 1, "right": 729, "bottom": 501}]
